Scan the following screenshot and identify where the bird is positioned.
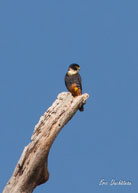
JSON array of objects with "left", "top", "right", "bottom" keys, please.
[{"left": 64, "top": 63, "right": 84, "bottom": 111}]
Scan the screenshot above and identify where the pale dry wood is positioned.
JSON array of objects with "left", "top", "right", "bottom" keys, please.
[{"left": 3, "top": 92, "right": 89, "bottom": 193}]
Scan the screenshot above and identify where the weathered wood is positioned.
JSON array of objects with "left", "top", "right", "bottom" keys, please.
[{"left": 3, "top": 92, "right": 89, "bottom": 193}]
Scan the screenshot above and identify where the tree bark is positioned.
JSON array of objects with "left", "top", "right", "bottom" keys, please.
[{"left": 3, "top": 92, "right": 89, "bottom": 193}]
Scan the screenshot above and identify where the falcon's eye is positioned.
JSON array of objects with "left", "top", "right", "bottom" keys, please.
[{"left": 69, "top": 64, "right": 80, "bottom": 71}]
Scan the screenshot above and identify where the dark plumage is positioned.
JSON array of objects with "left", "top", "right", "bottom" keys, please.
[
  {"left": 64, "top": 64, "right": 84, "bottom": 111},
  {"left": 65, "top": 73, "right": 82, "bottom": 91}
]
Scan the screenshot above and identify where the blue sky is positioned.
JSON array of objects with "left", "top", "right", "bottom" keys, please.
[{"left": 0, "top": 0, "right": 138, "bottom": 192}]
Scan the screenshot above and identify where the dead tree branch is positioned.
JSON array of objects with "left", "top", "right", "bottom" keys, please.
[{"left": 3, "top": 92, "right": 89, "bottom": 193}]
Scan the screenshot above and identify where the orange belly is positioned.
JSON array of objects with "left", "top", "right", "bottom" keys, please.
[{"left": 68, "top": 83, "right": 82, "bottom": 97}]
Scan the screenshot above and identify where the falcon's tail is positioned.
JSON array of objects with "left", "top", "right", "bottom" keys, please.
[{"left": 79, "top": 105, "right": 84, "bottom": 112}]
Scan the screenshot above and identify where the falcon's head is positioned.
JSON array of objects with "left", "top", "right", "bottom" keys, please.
[{"left": 67, "top": 64, "right": 80, "bottom": 75}]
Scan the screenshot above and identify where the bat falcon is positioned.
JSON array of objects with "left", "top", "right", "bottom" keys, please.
[{"left": 65, "top": 63, "right": 84, "bottom": 111}]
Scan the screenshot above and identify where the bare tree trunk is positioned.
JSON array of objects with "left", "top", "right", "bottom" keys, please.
[{"left": 3, "top": 92, "right": 89, "bottom": 193}]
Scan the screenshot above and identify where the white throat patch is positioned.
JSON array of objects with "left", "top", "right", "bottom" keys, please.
[{"left": 67, "top": 68, "right": 78, "bottom": 76}]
